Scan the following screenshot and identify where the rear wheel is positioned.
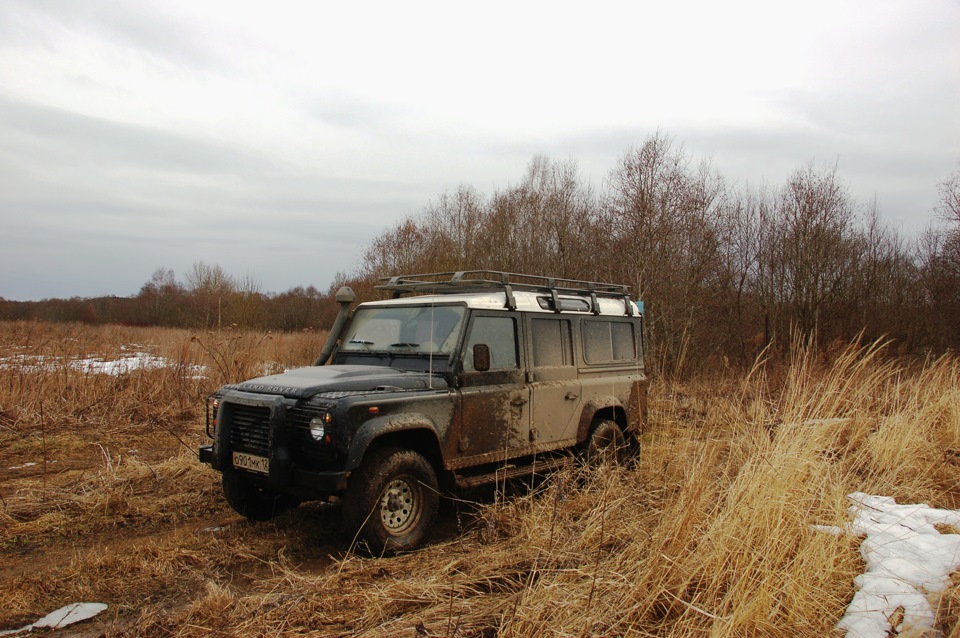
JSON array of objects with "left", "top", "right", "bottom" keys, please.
[
  {"left": 343, "top": 447, "right": 439, "bottom": 553},
  {"left": 584, "top": 419, "right": 628, "bottom": 465},
  {"left": 222, "top": 470, "right": 296, "bottom": 522}
]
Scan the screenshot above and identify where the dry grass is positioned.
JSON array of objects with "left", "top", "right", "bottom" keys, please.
[{"left": 0, "top": 321, "right": 958, "bottom": 636}]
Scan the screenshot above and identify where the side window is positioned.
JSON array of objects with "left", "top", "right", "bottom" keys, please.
[
  {"left": 531, "top": 318, "right": 573, "bottom": 367},
  {"left": 464, "top": 316, "right": 518, "bottom": 371},
  {"left": 583, "top": 320, "right": 637, "bottom": 363},
  {"left": 612, "top": 322, "right": 636, "bottom": 360}
]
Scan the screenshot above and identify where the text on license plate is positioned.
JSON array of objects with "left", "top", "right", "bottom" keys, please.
[{"left": 233, "top": 451, "right": 269, "bottom": 475}]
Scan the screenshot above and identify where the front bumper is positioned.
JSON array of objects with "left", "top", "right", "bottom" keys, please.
[{"left": 199, "top": 444, "right": 349, "bottom": 492}]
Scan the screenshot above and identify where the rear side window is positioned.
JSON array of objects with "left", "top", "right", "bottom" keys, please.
[
  {"left": 531, "top": 318, "right": 573, "bottom": 367},
  {"left": 583, "top": 320, "right": 637, "bottom": 363}
]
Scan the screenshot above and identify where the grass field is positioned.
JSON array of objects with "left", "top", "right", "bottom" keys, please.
[{"left": 1, "top": 321, "right": 958, "bottom": 637}]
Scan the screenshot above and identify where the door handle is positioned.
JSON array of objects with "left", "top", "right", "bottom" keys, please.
[
  {"left": 511, "top": 396, "right": 528, "bottom": 407},
  {"left": 565, "top": 392, "right": 579, "bottom": 400}
]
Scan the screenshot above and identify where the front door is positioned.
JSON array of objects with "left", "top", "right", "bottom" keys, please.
[{"left": 455, "top": 313, "right": 529, "bottom": 466}]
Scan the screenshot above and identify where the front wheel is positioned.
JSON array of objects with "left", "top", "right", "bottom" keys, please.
[{"left": 343, "top": 447, "right": 439, "bottom": 554}]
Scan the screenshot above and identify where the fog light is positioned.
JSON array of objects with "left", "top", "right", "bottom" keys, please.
[{"left": 309, "top": 417, "right": 326, "bottom": 441}]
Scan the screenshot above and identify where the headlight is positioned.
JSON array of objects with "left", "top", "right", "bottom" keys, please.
[
  {"left": 309, "top": 417, "right": 326, "bottom": 441},
  {"left": 309, "top": 411, "right": 333, "bottom": 443}
]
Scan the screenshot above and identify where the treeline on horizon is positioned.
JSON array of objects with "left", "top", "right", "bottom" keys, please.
[
  {"left": 0, "top": 265, "right": 341, "bottom": 334},
  {"left": 2, "top": 132, "right": 958, "bottom": 375}
]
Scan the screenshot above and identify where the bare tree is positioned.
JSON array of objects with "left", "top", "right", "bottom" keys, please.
[
  {"left": 602, "top": 132, "right": 726, "bottom": 375},
  {"left": 713, "top": 185, "right": 770, "bottom": 363},
  {"left": 917, "top": 162, "right": 960, "bottom": 350},
  {"left": 936, "top": 162, "right": 960, "bottom": 277},
  {"left": 137, "top": 267, "right": 184, "bottom": 326},
  {"left": 936, "top": 163, "right": 960, "bottom": 225},
  {"left": 764, "top": 163, "right": 859, "bottom": 345},
  {"left": 186, "top": 261, "right": 235, "bottom": 329},
  {"left": 421, "top": 185, "right": 487, "bottom": 272},
  {"left": 475, "top": 156, "right": 598, "bottom": 277},
  {"left": 229, "top": 273, "right": 266, "bottom": 329}
]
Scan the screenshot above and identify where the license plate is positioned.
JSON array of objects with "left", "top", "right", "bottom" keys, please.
[{"left": 233, "top": 451, "right": 269, "bottom": 475}]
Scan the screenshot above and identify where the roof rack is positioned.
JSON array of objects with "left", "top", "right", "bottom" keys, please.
[{"left": 376, "top": 270, "right": 635, "bottom": 316}]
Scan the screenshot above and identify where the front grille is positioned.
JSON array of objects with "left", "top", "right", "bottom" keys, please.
[
  {"left": 222, "top": 399, "right": 339, "bottom": 468},
  {"left": 227, "top": 403, "right": 271, "bottom": 455}
]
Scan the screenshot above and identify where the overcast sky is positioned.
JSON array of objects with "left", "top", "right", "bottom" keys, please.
[{"left": 1, "top": 1, "right": 958, "bottom": 301}]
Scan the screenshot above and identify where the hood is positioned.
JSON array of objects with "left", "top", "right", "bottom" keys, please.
[{"left": 226, "top": 365, "right": 447, "bottom": 399}]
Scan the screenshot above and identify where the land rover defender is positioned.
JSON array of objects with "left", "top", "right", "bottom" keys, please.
[{"left": 199, "top": 271, "right": 648, "bottom": 552}]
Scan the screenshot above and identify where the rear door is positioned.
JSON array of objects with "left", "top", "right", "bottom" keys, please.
[{"left": 527, "top": 316, "right": 582, "bottom": 448}]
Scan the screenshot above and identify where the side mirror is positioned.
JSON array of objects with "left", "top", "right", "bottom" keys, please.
[{"left": 472, "top": 344, "right": 491, "bottom": 372}]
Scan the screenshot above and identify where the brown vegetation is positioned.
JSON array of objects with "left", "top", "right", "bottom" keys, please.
[
  {"left": 350, "top": 140, "right": 960, "bottom": 373},
  {"left": 1, "top": 321, "right": 957, "bottom": 636},
  {"left": 4, "top": 138, "right": 959, "bottom": 377}
]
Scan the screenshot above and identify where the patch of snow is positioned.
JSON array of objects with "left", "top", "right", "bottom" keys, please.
[
  {"left": 70, "top": 352, "right": 168, "bottom": 375},
  {"left": 0, "top": 349, "right": 205, "bottom": 377},
  {"left": 837, "top": 493, "right": 960, "bottom": 637},
  {"left": 0, "top": 602, "right": 107, "bottom": 636},
  {"left": 0, "top": 354, "right": 49, "bottom": 374}
]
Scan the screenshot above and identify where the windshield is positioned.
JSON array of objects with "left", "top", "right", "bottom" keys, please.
[{"left": 340, "top": 304, "right": 466, "bottom": 355}]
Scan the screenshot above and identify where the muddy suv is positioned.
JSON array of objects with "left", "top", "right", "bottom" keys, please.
[{"left": 199, "top": 271, "right": 648, "bottom": 552}]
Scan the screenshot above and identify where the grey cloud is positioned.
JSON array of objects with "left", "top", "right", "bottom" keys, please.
[
  {"left": 0, "top": 96, "right": 267, "bottom": 175},
  {"left": 303, "top": 94, "right": 408, "bottom": 131},
  {"left": 0, "top": 0, "right": 230, "bottom": 72},
  {"left": 0, "top": 95, "right": 431, "bottom": 300}
]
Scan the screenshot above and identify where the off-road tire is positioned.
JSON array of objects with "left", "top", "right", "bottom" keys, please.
[
  {"left": 343, "top": 447, "right": 439, "bottom": 554},
  {"left": 584, "top": 419, "right": 628, "bottom": 465},
  {"left": 222, "top": 470, "right": 295, "bottom": 522}
]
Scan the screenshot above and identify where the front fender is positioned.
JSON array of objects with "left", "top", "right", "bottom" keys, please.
[{"left": 345, "top": 413, "right": 441, "bottom": 470}]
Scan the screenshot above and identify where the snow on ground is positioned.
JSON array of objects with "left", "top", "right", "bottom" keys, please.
[
  {"left": 70, "top": 351, "right": 175, "bottom": 375},
  {"left": 0, "top": 350, "right": 205, "bottom": 377},
  {"left": 831, "top": 493, "right": 960, "bottom": 637},
  {"left": 0, "top": 603, "right": 108, "bottom": 636}
]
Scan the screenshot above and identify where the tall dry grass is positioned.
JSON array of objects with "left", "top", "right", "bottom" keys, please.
[
  {"left": 0, "top": 322, "right": 957, "bottom": 636},
  {"left": 0, "top": 321, "right": 325, "bottom": 545}
]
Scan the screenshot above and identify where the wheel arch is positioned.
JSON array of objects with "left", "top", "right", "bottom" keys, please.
[
  {"left": 577, "top": 398, "right": 627, "bottom": 442},
  {"left": 345, "top": 414, "right": 444, "bottom": 474}
]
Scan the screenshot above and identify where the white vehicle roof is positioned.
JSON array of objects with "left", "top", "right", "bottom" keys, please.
[
  {"left": 360, "top": 290, "right": 640, "bottom": 317},
  {"left": 365, "top": 271, "right": 641, "bottom": 317}
]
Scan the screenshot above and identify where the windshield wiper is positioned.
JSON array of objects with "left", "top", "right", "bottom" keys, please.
[
  {"left": 389, "top": 342, "right": 420, "bottom": 350},
  {"left": 349, "top": 339, "right": 375, "bottom": 346}
]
